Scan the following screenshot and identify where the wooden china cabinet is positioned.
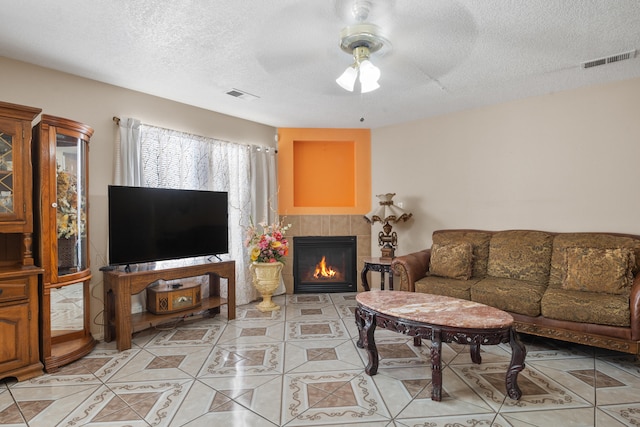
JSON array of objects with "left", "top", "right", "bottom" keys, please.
[
  {"left": 33, "top": 115, "right": 96, "bottom": 372},
  {"left": 0, "top": 101, "right": 44, "bottom": 381}
]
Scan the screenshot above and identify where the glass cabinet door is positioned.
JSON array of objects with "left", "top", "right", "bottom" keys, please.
[
  {"left": 0, "top": 130, "right": 14, "bottom": 215},
  {"left": 55, "top": 132, "right": 88, "bottom": 276},
  {"left": 50, "top": 282, "right": 85, "bottom": 337},
  {"left": 0, "top": 120, "right": 18, "bottom": 220}
]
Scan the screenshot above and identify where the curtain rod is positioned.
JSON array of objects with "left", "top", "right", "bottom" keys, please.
[{"left": 111, "top": 115, "right": 276, "bottom": 152}]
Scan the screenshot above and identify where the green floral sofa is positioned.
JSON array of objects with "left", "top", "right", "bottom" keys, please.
[{"left": 391, "top": 229, "right": 640, "bottom": 354}]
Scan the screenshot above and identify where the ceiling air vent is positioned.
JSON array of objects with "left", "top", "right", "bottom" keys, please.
[
  {"left": 225, "top": 88, "right": 259, "bottom": 101},
  {"left": 582, "top": 50, "right": 636, "bottom": 69}
]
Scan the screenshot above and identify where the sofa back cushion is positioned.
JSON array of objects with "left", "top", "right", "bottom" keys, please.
[
  {"left": 432, "top": 230, "right": 492, "bottom": 278},
  {"left": 562, "top": 247, "right": 635, "bottom": 295},
  {"left": 429, "top": 242, "right": 473, "bottom": 280},
  {"left": 549, "top": 233, "right": 640, "bottom": 289},
  {"left": 487, "top": 230, "right": 554, "bottom": 283}
]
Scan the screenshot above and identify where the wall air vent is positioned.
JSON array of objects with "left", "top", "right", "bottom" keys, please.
[
  {"left": 582, "top": 50, "right": 636, "bottom": 69},
  {"left": 225, "top": 88, "right": 259, "bottom": 101}
]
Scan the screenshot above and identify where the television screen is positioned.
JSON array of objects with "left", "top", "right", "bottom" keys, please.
[{"left": 108, "top": 185, "right": 228, "bottom": 266}]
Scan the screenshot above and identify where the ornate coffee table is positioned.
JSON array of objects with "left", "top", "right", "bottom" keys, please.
[{"left": 355, "top": 291, "right": 526, "bottom": 401}]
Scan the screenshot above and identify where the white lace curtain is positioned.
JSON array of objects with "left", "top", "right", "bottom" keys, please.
[{"left": 115, "top": 118, "right": 278, "bottom": 305}]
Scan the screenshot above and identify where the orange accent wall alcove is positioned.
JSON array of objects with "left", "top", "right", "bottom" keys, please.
[{"left": 277, "top": 128, "right": 371, "bottom": 215}]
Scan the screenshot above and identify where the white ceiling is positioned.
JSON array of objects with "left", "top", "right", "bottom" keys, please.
[{"left": 1, "top": 1, "right": 639, "bottom": 129}]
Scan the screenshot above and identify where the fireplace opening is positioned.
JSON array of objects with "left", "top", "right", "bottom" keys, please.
[{"left": 293, "top": 236, "right": 357, "bottom": 293}]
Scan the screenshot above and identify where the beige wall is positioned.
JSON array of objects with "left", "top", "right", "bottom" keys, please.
[
  {"left": 0, "top": 57, "right": 276, "bottom": 339},
  {"left": 372, "top": 77, "right": 640, "bottom": 256}
]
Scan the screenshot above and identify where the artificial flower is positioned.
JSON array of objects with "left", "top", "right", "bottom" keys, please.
[{"left": 245, "top": 218, "right": 291, "bottom": 264}]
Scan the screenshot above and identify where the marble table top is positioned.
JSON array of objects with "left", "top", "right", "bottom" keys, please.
[{"left": 356, "top": 291, "right": 514, "bottom": 329}]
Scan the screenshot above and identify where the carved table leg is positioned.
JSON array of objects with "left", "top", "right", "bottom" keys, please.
[
  {"left": 360, "top": 264, "right": 371, "bottom": 291},
  {"left": 360, "top": 308, "right": 378, "bottom": 375},
  {"left": 430, "top": 328, "right": 443, "bottom": 401},
  {"left": 355, "top": 306, "right": 365, "bottom": 348},
  {"left": 362, "top": 311, "right": 378, "bottom": 375},
  {"left": 413, "top": 336, "right": 422, "bottom": 347},
  {"left": 506, "top": 327, "right": 526, "bottom": 400},
  {"left": 470, "top": 343, "right": 482, "bottom": 364}
]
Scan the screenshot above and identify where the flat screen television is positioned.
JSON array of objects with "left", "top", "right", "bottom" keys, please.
[{"left": 108, "top": 185, "right": 228, "bottom": 266}]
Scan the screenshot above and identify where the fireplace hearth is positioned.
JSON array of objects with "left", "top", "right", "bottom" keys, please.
[{"left": 293, "top": 236, "right": 357, "bottom": 293}]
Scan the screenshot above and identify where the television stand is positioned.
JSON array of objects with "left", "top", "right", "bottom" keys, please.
[{"left": 103, "top": 259, "right": 235, "bottom": 351}]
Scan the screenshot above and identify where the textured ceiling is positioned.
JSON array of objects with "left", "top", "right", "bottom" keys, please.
[{"left": 1, "top": 1, "right": 639, "bottom": 129}]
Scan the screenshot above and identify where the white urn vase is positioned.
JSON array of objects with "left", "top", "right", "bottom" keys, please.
[{"left": 250, "top": 261, "right": 283, "bottom": 312}]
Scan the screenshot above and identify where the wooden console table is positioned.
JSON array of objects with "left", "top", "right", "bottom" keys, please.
[{"left": 103, "top": 259, "right": 235, "bottom": 351}]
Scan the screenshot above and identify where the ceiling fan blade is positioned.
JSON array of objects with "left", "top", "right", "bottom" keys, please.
[{"left": 367, "top": 0, "right": 478, "bottom": 89}]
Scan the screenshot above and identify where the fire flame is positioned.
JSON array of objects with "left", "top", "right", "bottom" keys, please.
[{"left": 313, "top": 256, "right": 337, "bottom": 279}]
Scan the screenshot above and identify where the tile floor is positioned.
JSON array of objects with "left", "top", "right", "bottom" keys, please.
[{"left": 2, "top": 292, "right": 640, "bottom": 426}]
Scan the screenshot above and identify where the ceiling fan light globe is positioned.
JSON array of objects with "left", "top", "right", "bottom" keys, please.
[
  {"left": 360, "top": 79, "right": 380, "bottom": 93},
  {"left": 336, "top": 66, "right": 357, "bottom": 91},
  {"left": 359, "top": 60, "right": 380, "bottom": 81},
  {"left": 359, "top": 60, "right": 381, "bottom": 93}
]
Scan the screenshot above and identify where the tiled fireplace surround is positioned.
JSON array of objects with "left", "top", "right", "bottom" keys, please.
[{"left": 280, "top": 214, "right": 372, "bottom": 294}]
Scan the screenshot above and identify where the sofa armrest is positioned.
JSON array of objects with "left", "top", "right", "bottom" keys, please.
[
  {"left": 630, "top": 274, "right": 640, "bottom": 340},
  {"left": 391, "top": 249, "right": 431, "bottom": 292}
]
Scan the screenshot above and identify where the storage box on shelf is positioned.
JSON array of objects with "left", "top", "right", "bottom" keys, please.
[{"left": 146, "top": 280, "right": 202, "bottom": 314}]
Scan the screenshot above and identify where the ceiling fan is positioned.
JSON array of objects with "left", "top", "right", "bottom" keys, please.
[
  {"left": 254, "top": 1, "right": 477, "bottom": 97},
  {"left": 335, "top": 1, "right": 390, "bottom": 93}
]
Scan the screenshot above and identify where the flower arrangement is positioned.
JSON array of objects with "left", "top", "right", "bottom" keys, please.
[
  {"left": 245, "top": 218, "right": 291, "bottom": 263},
  {"left": 56, "top": 165, "right": 86, "bottom": 239}
]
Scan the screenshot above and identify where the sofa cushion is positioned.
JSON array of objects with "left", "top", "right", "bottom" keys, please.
[
  {"left": 549, "top": 233, "right": 640, "bottom": 287},
  {"left": 470, "top": 277, "right": 546, "bottom": 317},
  {"left": 433, "top": 230, "right": 492, "bottom": 278},
  {"left": 562, "top": 247, "right": 635, "bottom": 295},
  {"left": 415, "top": 276, "right": 482, "bottom": 300},
  {"left": 541, "top": 287, "right": 630, "bottom": 327},
  {"left": 429, "top": 242, "right": 473, "bottom": 280},
  {"left": 487, "top": 230, "right": 554, "bottom": 283}
]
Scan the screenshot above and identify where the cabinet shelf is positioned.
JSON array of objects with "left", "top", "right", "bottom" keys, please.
[
  {"left": 131, "top": 296, "right": 228, "bottom": 333},
  {"left": 48, "top": 335, "right": 96, "bottom": 369}
]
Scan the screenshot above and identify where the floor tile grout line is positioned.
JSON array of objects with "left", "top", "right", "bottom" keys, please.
[{"left": 90, "top": 385, "right": 152, "bottom": 426}]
